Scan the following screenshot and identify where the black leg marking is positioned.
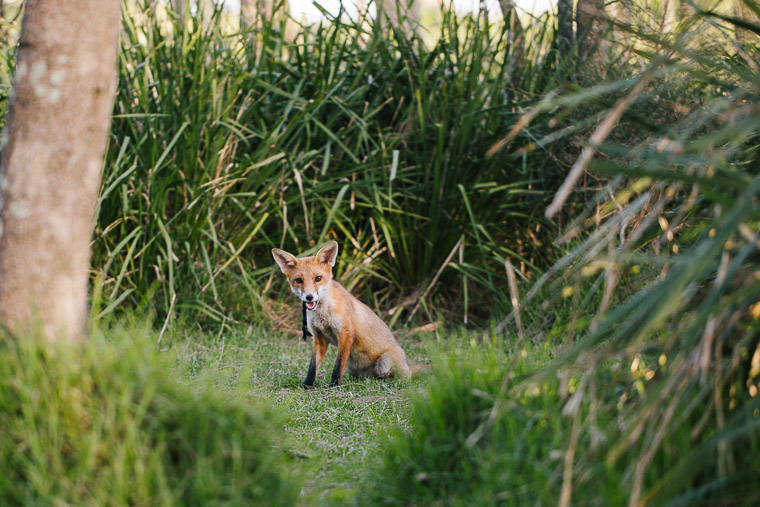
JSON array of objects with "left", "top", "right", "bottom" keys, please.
[
  {"left": 329, "top": 362, "right": 342, "bottom": 387},
  {"left": 302, "top": 358, "right": 317, "bottom": 387}
]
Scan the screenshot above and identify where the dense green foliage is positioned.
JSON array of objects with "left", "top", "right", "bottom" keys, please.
[
  {"left": 0, "top": 322, "right": 299, "bottom": 504},
  {"left": 367, "top": 346, "right": 575, "bottom": 505},
  {"left": 88, "top": 3, "right": 565, "bottom": 326},
  {"left": 2, "top": 0, "right": 760, "bottom": 505},
  {"left": 368, "top": 4, "right": 760, "bottom": 506},
  {"left": 368, "top": 345, "right": 760, "bottom": 506}
]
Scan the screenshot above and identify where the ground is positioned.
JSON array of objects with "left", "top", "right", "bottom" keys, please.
[{"left": 165, "top": 323, "right": 435, "bottom": 504}]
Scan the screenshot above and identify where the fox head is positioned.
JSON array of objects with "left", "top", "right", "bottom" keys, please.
[{"left": 271, "top": 241, "right": 339, "bottom": 311}]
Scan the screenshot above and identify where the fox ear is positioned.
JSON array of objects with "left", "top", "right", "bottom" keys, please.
[
  {"left": 272, "top": 248, "right": 297, "bottom": 273},
  {"left": 316, "top": 241, "right": 339, "bottom": 268}
]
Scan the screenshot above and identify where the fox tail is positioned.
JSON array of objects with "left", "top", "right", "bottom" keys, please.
[{"left": 410, "top": 363, "right": 433, "bottom": 378}]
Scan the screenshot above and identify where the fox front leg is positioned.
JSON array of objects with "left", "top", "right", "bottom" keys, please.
[
  {"left": 303, "top": 333, "right": 327, "bottom": 388},
  {"left": 329, "top": 328, "right": 354, "bottom": 387}
]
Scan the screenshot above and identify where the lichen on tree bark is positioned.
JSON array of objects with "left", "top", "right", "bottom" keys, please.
[{"left": 0, "top": 0, "right": 121, "bottom": 340}]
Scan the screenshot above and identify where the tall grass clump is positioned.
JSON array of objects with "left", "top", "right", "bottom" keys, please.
[
  {"left": 369, "top": 4, "right": 760, "bottom": 505},
  {"left": 0, "top": 322, "right": 299, "bottom": 504},
  {"left": 366, "top": 345, "right": 580, "bottom": 505},
  {"left": 87, "top": 1, "right": 566, "bottom": 327}
]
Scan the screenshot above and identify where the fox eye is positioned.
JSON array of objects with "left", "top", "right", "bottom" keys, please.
[
  {"left": 315, "top": 276, "right": 322, "bottom": 282},
  {"left": 295, "top": 277, "right": 303, "bottom": 284}
]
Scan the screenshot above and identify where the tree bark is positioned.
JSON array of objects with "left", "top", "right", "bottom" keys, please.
[
  {"left": 734, "top": 0, "right": 760, "bottom": 42},
  {"left": 498, "top": 0, "right": 522, "bottom": 32},
  {"left": 375, "top": 0, "right": 397, "bottom": 28},
  {"left": 241, "top": 0, "right": 274, "bottom": 29},
  {"left": 662, "top": 0, "right": 680, "bottom": 34},
  {"left": 241, "top": 0, "right": 295, "bottom": 42},
  {"left": 198, "top": 0, "right": 214, "bottom": 26},
  {"left": 0, "top": 0, "right": 120, "bottom": 340},
  {"left": 557, "top": 0, "right": 573, "bottom": 58},
  {"left": 499, "top": 0, "right": 525, "bottom": 83},
  {"left": 172, "top": 0, "right": 188, "bottom": 21},
  {"left": 576, "top": 0, "right": 606, "bottom": 59},
  {"left": 376, "top": 0, "right": 418, "bottom": 37},
  {"left": 240, "top": 0, "right": 259, "bottom": 29}
]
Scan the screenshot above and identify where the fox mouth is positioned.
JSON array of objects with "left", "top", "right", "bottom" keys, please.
[{"left": 305, "top": 301, "right": 317, "bottom": 311}]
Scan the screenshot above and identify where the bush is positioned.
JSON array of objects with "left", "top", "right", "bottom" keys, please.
[
  {"left": 365, "top": 345, "right": 575, "bottom": 505},
  {"left": 364, "top": 343, "right": 760, "bottom": 506},
  {"left": 88, "top": 3, "right": 563, "bottom": 325},
  {"left": 374, "top": 5, "right": 760, "bottom": 505},
  {"left": 0, "top": 323, "right": 299, "bottom": 505},
  {"left": 367, "top": 339, "right": 760, "bottom": 505}
]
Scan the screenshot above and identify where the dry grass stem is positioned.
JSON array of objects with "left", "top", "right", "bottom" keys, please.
[
  {"left": 406, "top": 237, "right": 462, "bottom": 324},
  {"left": 546, "top": 74, "right": 652, "bottom": 219},
  {"left": 504, "top": 258, "right": 524, "bottom": 341}
]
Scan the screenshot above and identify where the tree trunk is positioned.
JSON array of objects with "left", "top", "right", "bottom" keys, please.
[
  {"left": 240, "top": 0, "right": 259, "bottom": 29},
  {"left": 735, "top": 0, "right": 760, "bottom": 43},
  {"left": 557, "top": 0, "right": 573, "bottom": 58},
  {"left": 499, "top": 0, "right": 525, "bottom": 84},
  {"left": 0, "top": 0, "right": 120, "bottom": 340},
  {"left": 576, "top": 0, "right": 605, "bottom": 59},
  {"left": 375, "top": 0, "right": 398, "bottom": 28},
  {"left": 241, "top": 0, "right": 273, "bottom": 29},
  {"left": 198, "top": 0, "right": 214, "bottom": 26},
  {"left": 241, "top": 0, "right": 295, "bottom": 42},
  {"left": 172, "top": 0, "right": 188, "bottom": 21},
  {"left": 662, "top": 0, "right": 680, "bottom": 34},
  {"left": 498, "top": 0, "right": 522, "bottom": 32},
  {"left": 376, "top": 0, "right": 418, "bottom": 36}
]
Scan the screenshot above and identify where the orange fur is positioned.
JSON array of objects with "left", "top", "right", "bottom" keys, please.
[{"left": 272, "top": 241, "right": 412, "bottom": 387}]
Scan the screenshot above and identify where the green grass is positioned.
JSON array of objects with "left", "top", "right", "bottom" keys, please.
[
  {"left": 3, "top": 0, "right": 760, "bottom": 505},
  {"left": 0, "top": 320, "right": 300, "bottom": 505},
  {"left": 457, "top": 4, "right": 760, "bottom": 504},
  {"left": 4, "top": 300, "right": 759, "bottom": 505},
  {"left": 364, "top": 335, "right": 760, "bottom": 506},
  {"left": 162, "top": 321, "right": 435, "bottom": 503},
  {"left": 5, "top": 308, "right": 758, "bottom": 505},
  {"left": 87, "top": 1, "right": 565, "bottom": 326},
  {"left": 0, "top": 311, "right": 439, "bottom": 505},
  {"left": 365, "top": 344, "right": 572, "bottom": 506}
]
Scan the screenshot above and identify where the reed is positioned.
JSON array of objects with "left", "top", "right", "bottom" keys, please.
[{"left": 87, "top": 1, "right": 564, "bottom": 326}]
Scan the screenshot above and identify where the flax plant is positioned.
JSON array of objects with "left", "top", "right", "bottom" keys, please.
[
  {"left": 488, "top": 3, "right": 760, "bottom": 503},
  {"left": 88, "top": 1, "right": 561, "bottom": 326}
]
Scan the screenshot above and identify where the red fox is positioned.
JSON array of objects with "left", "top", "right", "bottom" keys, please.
[{"left": 272, "top": 241, "right": 412, "bottom": 387}]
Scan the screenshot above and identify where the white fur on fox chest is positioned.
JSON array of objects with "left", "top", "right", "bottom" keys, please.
[{"left": 307, "top": 305, "right": 343, "bottom": 345}]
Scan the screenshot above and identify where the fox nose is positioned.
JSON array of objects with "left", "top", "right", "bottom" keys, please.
[{"left": 305, "top": 294, "right": 314, "bottom": 301}]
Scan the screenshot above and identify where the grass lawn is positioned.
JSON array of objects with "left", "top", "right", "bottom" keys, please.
[
  {"left": 162, "top": 322, "right": 443, "bottom": 504},
  {"left": 5, "top": 309, "right": 757, "bottom": 505}
]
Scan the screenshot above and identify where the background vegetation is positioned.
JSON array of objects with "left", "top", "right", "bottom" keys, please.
[
  {"left": 94, "top": 2, "right": 564, "bottom": 329},
  {"left": 1, "top": 0, "right": 759, "bottom": 504},
  {"left": 0, "top": 322, "right": 299, "bottom": 504}
]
